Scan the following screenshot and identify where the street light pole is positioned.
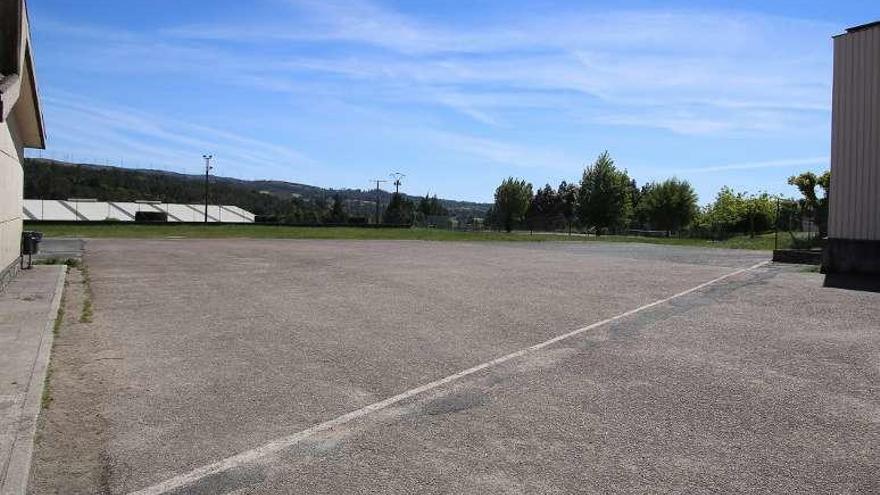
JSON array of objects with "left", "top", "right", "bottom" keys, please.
[
  {"left": 390, "top": 172, "right": 405, "bottom": 195},
  {"left": 203, "top": 154, "right": 213, "bottom": 223}
]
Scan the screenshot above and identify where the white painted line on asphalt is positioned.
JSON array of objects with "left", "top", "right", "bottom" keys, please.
[{"left": 129, "top": 260, "right": 770, "bottom": 495}]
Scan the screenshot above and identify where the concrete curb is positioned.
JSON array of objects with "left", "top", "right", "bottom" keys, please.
[{"left": 0, "top": 266, "right": 66, "bottom": 495}]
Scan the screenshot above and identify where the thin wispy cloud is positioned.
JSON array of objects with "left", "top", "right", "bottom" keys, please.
[
  {"left": 678, "top": 157, "right": 830, "bottom": 174},
  {"left": 29, "top": 0, "right": 841, "bottom": 200},
  {"left": 40, "top": 92, "right": 314, "bottom": 178},
  {"left": 420, "top": 130, "right": 577, "bottom": 171},
  {"left": 41, "top": 2, "right": 834, "bottom": 133},
  {"left": 157, "top": 1, "right": 834, "bottom": 134}
]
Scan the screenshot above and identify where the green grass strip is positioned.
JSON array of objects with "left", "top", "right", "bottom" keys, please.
[{"left": 26, "top": 224, "right": 782, "bottom": 250}]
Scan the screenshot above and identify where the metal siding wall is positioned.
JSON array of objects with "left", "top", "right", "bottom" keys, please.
[
  {"left": 829, "top": 35, "right": 843, "bottom": 238},
  {"left": 830, "top": 26, "right": 880, "bottom": 241},
  {"left": 866, "top": 25, "right": 878, "bottom": 241}
]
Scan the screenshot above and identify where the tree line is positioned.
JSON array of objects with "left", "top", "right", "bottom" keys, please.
[
  {"left": 24, "top": 158, "right": 331, "bottom": 223},
  {"left": 487, "top": 151, "right": 831, "bottom": 238},
  {"left": 23, "top": 158, "right": 460, "bottom": 225},
  {"left": 329, "top": 192, "right": 450, "bottom": 225},
  {"left": 23, "top": 154, "right": 829, "bottom": 234}
]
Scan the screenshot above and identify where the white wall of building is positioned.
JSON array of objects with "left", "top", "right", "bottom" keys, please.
[
  {"left": 22, "top": 200, "right": 256, "bottom": 223},
  {"left": 1, "top": 0, "right": 44, "bottom": 279},
  {"left": 0, "top": 111, "right": 24, "bottom": 272}
]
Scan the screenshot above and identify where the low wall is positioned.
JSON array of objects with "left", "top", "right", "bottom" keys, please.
[
  {"left": 822, "top": 238, "right": 880, "bottom": 275},
  {"left": 772, "top": 249, "right": 822, "bottom": 265}
]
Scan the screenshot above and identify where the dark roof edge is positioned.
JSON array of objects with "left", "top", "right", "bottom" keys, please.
[
  {"left": 24, "top": 47, "right": 45, "bottom": 148},
  {"left": 836, "top": 20, "right": 880, "bottom": 37}
]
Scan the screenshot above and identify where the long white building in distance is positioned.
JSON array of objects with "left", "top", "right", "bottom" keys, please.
[{"left": 23, "top": 199, "right": 255, "bottom": 223}]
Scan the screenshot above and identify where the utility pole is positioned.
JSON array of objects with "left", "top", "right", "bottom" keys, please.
[
  {"left": 390, "top": 172, "right": 405, "bottom": 195},
  {"left": 371, "top": 179, "right": 389, "bottom": 225},
  {"left": 203, "top": 154, "right": 213, "bottom": 223}
]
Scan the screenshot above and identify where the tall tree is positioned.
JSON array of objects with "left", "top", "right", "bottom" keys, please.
[
  {"left": 494, "top": 177, "right": 533, "bottom": 232},
  {"left": 637, "top": 178, "right": 698, "bottom": 234},
  {"left": 577, "top": 151, "right": 633, "bottom": 234},
  {"left": 417, "top": 193, "right": 448, "bottom": 217},
  {"left": 383, "top": 193, "right": 415, "bottom": 225},
  {"left": 484, "top": 206, "right": 499, "bottom": 231},
  {"left": 557, "top": 180, "right": 578, "bottom": 235},
  {"left": 788, "top": 170, "right": 831, "bottom": 236},
  {"left": 627, "top": 178, "right": 641, "bottom": 228},
  {"left": 326, "top": 195, "right": 348, "bottom": 224},
  {"left": 526, "top": 184, "right": 563, "bottom": 231}
]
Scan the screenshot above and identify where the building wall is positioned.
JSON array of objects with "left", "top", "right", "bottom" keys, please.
[
  {"left": 829, "top": 25, "right": 880, "bottom": 241},
  {"left": 0, "top": 110, "right": 24, "bottom": 276}
]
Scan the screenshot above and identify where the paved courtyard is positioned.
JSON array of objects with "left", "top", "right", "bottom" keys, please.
[{"left": 29, "top": 239, "right": 880, "bottom": 494}]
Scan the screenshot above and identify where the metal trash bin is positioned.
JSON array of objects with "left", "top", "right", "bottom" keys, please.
[{"left": 20, "top": 231, "right": 43, "bottom": 269}]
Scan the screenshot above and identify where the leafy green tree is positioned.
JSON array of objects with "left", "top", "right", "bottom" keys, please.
[
  {"left": 774, "top": 198, "right": 802, "bottom": 237},
  {"left": 494, "top": 177, "right": 533, "bottom": 232},
  {"left": 417, "top": 194, "right": 448, "bottom": 217},
  {"left": 383, "top": 192, "right": 415, "bottom": 225},
  {"left": 484, "top": 206, "right": 499, "bottom": 231},
  {"left": 698, "top": 187, "right": 742, "bottom": 234},
  {"left": 788, "top": 172, "right": 819, "bottom": 208},
  {"left": 414, "top": 194, "right": 452, "bottom": 227},
  {"left": 788, "top": 170, "right": 831, "bottom": 236},
  {"left": 326, "top": 195, "right": 348, "bottom": 224},
  {"left": 627, "top": 178, "right": 641, "bottom": 228},
  {"left": 698, "top": 187, "right": 776, "bottom": 237},
  {"left": 577, "top": 151, "right": 633, "bottom": 234},
  {"left": 745, "top": 193, "right": 777, "bottom": 235},
  {"left": 637, "top": 178, "right": 698, "bottom": 234},
  {"left": 526, "top": 184, "right": 563, "bottom": 231},
  {"left": 632, "top": 183, "right": 653, "bottom": 227},
  {"left": 817, "top": 171, "right": 831, "bottom": 193},
  {"left": 557, "top": 181, "right": 578, "bottom": 235}
]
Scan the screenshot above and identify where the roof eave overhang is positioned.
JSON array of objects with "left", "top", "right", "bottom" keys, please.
[
  {"left": 21, "top": 44, "right": 46, "bottom": 149},
  {"left": 833, "top": 19, "right": 880, "bottom": 38},
  {"left": 0, "top": 0, "right": 45, "bottom": 149},
  {"left": 0, "top": 73, "right": 21, "bottom": 121}
]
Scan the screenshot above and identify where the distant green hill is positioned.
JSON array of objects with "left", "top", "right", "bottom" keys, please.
[{"left": 23, "top": 158, "right": 490, "bottom": 223}]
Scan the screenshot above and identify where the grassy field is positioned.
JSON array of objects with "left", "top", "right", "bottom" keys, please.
[{"left": 26, "top": 222, "right": 785, "bottom": 250}]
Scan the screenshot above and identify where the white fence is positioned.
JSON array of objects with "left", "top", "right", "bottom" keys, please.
[{"left": 23, "top": 200, "right": 255, "bottom": 223}]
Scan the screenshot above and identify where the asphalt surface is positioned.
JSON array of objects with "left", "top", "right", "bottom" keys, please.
[
  {"left": 30, "top": 239, "right": 880, "bottom": 494},
  {"left": 32, "top": 239, "right": 84, "bottom": 262}
]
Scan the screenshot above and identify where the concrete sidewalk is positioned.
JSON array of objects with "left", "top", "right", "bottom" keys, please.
[{"left": 0, "top": 266, "right": 65, "bottom": 495}]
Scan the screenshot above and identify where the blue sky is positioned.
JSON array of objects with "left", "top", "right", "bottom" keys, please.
[{"left": 26, "top": 0, "right": 878, "bottom": 203}]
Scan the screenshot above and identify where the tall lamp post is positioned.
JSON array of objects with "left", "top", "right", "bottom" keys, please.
[
  {"left": 390, "top": 172, "right": 405, "bottom": 194},
  {"left": 203, "top": 154, "right": 213, "bottom": 223}
]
